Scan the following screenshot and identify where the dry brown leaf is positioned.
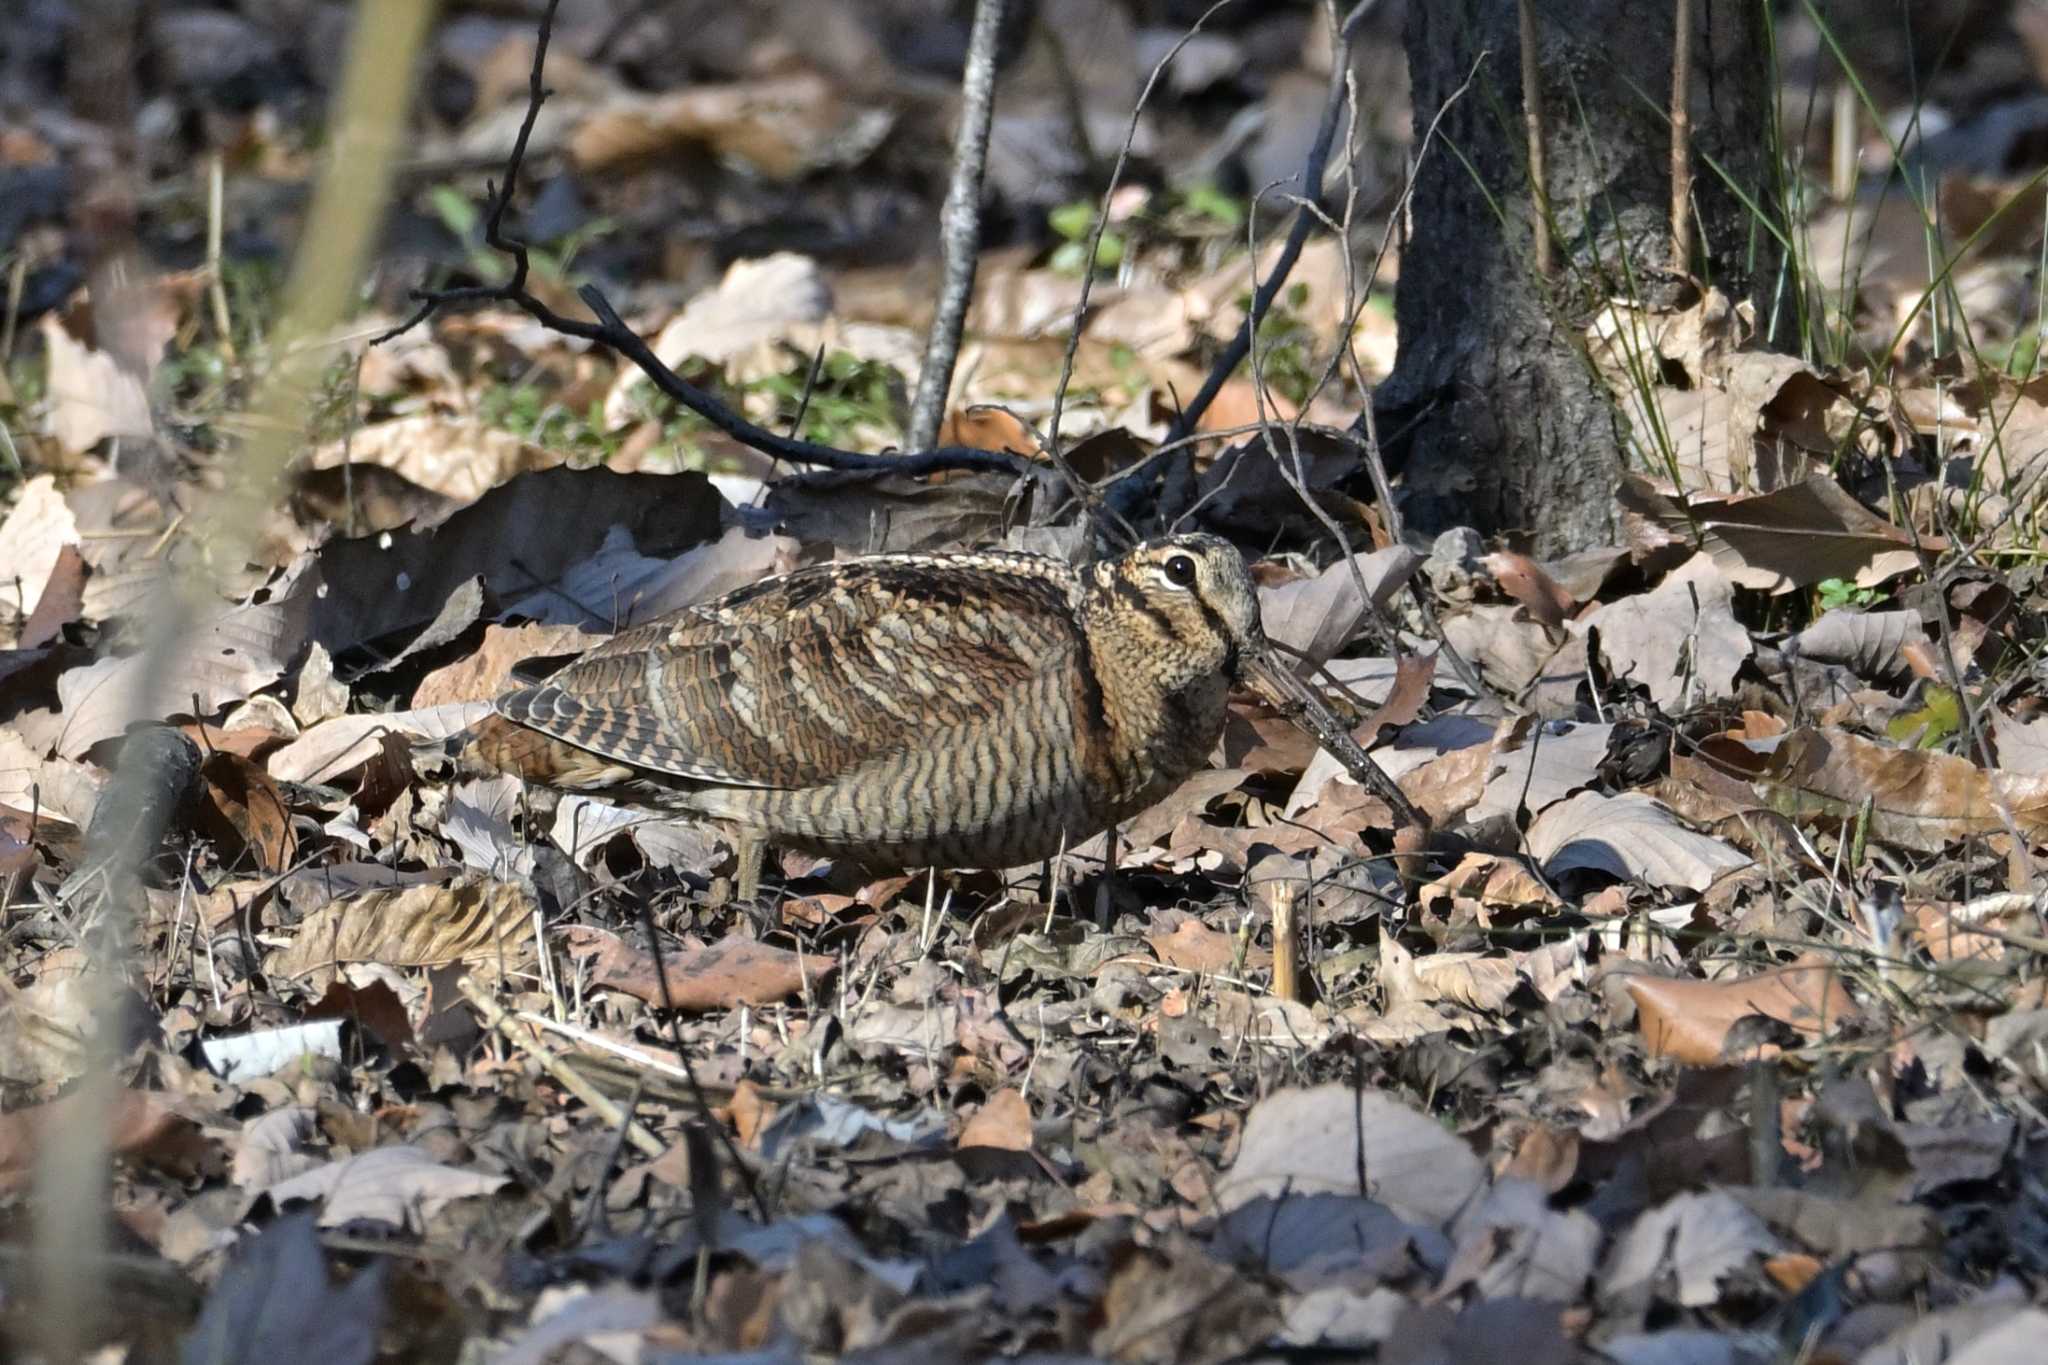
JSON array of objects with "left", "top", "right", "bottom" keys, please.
[
  {"left": 52, "top": 562, "right": 319, "bottom": 759},
  {"left": 1789, "top": 609, "right": 1925, "bottom": 684},
  {"left": 39, "top": 312, "right": 155, "bottom": 456},
  {"left": 1194, "top": 377, "right": 1298, "bottom": 434},
  {"left": 568, "top": 75, "right": 887, "bottom": 181},
  {"left": 267, "top": 876, "right": 536, "bottom": 982},
  {"left": 1356, "top": 650, "right": 1437, "bottom": 746},
  {"left": 1527, "top": 791, "right": 1751, "bottom": 891},
  {"left": 199, "top": 750, "right": 297, "bottom": 874},
  {"left": 1119, "top": 768, "right": 1249, "bottom": 851},
  {"left": 0, "top": 728, "right": 102, "bottom": 828},
  {"left": 604, "top": 253, "right": 835, "bottom": 427},
  {"left": 1146, "top": 918, "right": 1242, "bottom": 973},
  {"left": 563, "top": 926, "right": 835, "bottom": 1012},
  {"left": 1481, "top": 551, "right": 1576, "bottom": 630},
  {"left": 1418, "top": 851, "right": 1562, "bottom": 918},
  {"left": 413, "top": 622, "right": 603, "bottom": 709},
  {"left": 958, "top": 1088, "right": 1033, "bottom": 1153},
  {"left": 1619, "top": 473, "right": 1938, "bottom": 593},
  {"left": 0, "top": 1088, "right": 218, "bottom": 1194},
  {"left": 263, "top": 1144, "right": 508, "bottom": 1229},
  {"left": 267, "top": 702, "right": 490, "bottom": 785},
  {"left": 1587, "top": 553, "right": 1752, "bottom": 711},
  {"left": 0, "top": 476, "right": 82, "bottom": 636},
  {"left": 1439, "top": 603, "right": 1587, "bottom": 708},
  {"left": 18, "top": 543, "right": 87, "bottom": 651},
  {"left": 1260, "top": 548, "right": 1424, "bottom": 669},
  {"left": 937, "top": 406, "right": 1039, "bottom": 456},
  {"left": 1216, "top": 1083, "right": 1487, "bottom": 1226},
  {"left": 1624, "top": 956, "right": 1859, "bottom": 1065},
  {"left": 304, "top": 417, "right": 563, "bottom": 504},
  {"left": 1382, "top": 936, "right": 1519, "bottom": 1014},
  {"left": 1747, "top": 726, "right": 2048, "bottom": 852}
]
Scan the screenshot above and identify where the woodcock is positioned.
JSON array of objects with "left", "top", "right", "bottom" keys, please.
[{"left": 466, "top": 533, "right": 1416, "bottom": 894}]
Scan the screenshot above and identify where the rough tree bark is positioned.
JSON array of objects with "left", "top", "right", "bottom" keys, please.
[{"left": 1379, "top": 0, "right": 1779, "bottom": 555}]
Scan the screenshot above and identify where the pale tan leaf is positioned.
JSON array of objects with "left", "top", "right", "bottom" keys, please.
[
  {"left": 1217, "top": 1083, "right": 1486, "bottom": 1227},
  {"left": 0, "top": 476, "right": 81, "bottom": 634},
  {"left": 1526, "top": 791, "right": 1750, "bottom": 891},
  {"left": 1259, "top": 547, "right": 1423, "bottom": 670},
  {"left": 266, "top": 876, "right": 537, "bottom": 981},
  {"left": 1586, "top": 553, "right": 1752, "bottom": 712},
  {"left": 304, "top": 416, "right": 562, "bottom": 504}
]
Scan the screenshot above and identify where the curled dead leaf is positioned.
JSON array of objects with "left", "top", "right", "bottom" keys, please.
[{"left": 1624, "top": 956, "right": 1859, "bottom": 1065}]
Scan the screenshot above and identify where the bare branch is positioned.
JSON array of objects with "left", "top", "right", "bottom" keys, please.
[
  {"left": 908, "top": 0, "right": 1008, "bottom": 452},
  {"left": 377, "top": 0, "right": 1039, "bottom": 487}
]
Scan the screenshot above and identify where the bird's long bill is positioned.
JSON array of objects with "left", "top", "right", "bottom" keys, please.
[{"left": 1243, "top": 648, "right": 1424, "bottom": 828}]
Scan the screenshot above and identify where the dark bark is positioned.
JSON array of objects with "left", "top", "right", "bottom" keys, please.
[{"left": 1379, "top": 0, "right": 1779, "bottom": 555}]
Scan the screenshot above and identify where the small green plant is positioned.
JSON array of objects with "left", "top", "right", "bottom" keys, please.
[
  {"left": 1249, "top": 281, "right": 1319, "bottom": 405},
  {"left": 747, "top": 350, "right": 904, "bottom": 449},
  {"left": 479, "top": 383, "right": 618, "bottom": 461},
  {"left": 1171, "top": 182, "right": 1246, "bottom": 233},
  {"left": 1047, "top": 200, "right": 1125, "bottom": 277},
  {"left": 425, "top": 185, "right": 613, "bottom": 287},
  {"left": 1814, "top": 578, "right": 1883, "bottom": 611}
]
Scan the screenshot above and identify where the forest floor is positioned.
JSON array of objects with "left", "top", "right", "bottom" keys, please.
[{"left": 6, "top": 1, "right": 2048, "bottom": 1361}]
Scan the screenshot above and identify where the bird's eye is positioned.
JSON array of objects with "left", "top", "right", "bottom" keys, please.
[{"left": 1163, "top": 554, "right": 1198, "bottom": 587}]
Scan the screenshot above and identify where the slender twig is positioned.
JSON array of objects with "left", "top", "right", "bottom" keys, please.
[
  {"left": 375, "top": 0, "right": 1038, "bottom": 487},
  {"left": 1670, "top": 0, "right": 1695, "bottom": 271},
  {"left": 1517, "top": 0, "right": 1551, "bottom": 277},
  {"left": 205, "top": 152, "right": 236, "bottom": 365},
  {"left": 633, "top": 895, "right": 769, "bottom": 1220},
  {"left": 907, "top": 0, "right": 1007, "bottom": 451},
  {"left": 459, "top": 976, "right": 665, "bottom": 1158},
  {"left": 1046, "top": 0, "right": 1242, "bottom": 523},
  {"left": 1167, "top": 1, "right": 1382, "bottom": 445}
]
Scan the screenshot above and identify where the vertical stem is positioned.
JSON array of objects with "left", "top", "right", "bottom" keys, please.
[
  {"left": 1670, "top": 0, "right": 1696, "bottom": 271},
  {"left": 1830, "top": 80, "right": 1858, "bottom": 203},
  {"left": 1270, "top": 880, "right": 1303, "bottom": 1003},
  {"left": 206, "top": 152, "right": 236, "bottom": 365},
  {"left": 1517, "top": 0, "right": 1551, "bottom": 276},
  {"left": 907, "top": 0, "right": 1008, "bottom": 453}
]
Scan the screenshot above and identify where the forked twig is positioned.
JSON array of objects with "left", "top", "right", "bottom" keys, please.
[{"left": 376, "top": 0, "right": 1041, "bottom": 488}]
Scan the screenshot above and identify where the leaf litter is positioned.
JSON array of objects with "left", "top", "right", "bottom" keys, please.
[{"left": 6, "top": 3, "right": 2048, "bottom": 1362}]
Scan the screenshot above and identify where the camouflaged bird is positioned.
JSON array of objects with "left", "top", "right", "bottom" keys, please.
[{"left": 465, "top": 533, "right": 1416, "bottom": 894}]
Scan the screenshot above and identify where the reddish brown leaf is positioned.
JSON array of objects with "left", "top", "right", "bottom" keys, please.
[
  {"left": 1481, "top": 552, "right": 1576, "bottom": 630},
  {"left": 1355, "top": 650, "right": 1437, "bottom": 746},
  {"left": 937, "top": 405, "right": 1039, "bottom": 456},
  {"left": 958, "top": 1088, "right": 1032, "bottom": 1153},
  {"left": 19, "top": 544, "right": 87, "bottom": 650},
  {"left": 1146, "top": 919, "right": 1240, "bottom": 973},
  {"left": 0, "top": 1089, "right": 219, "bottom": 1193},
  {"left": 564, "top": 926, "right": 836, "bottom": 1011},
  {"left": 1625, "top": 956, "right": 1859, "bottom": 1065},
  {"left": 200, "top": 750, "right": 297, "bottom": 874}
]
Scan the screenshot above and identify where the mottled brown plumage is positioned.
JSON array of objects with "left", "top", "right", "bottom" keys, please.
[{"left": 468, "top": 533, "right": 1412, "bottom": 887}]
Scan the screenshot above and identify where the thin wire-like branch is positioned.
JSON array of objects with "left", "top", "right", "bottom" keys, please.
[
  {"left": 1166, "top": 0, "right": 1383, "bottom": 445},
  {"left": 376, "top": 0, "right": 1039, "bottom": 488},
  {"left": 1670, "top": 0, "right": 1695, "bottom": 270},
  {"left": 1517, "top": 0, "right": 1551, "bottom": 276},
  {"left": 1046, "top": 0, "right": 1242, "bottom": 546},
  {"left": 907, "top": 0, "right": 1007, "bottom": 452}
]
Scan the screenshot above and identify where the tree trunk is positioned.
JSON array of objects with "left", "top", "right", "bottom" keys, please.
[{"left": 1379, "top": 0, "right": 1778, "bottom": 555}]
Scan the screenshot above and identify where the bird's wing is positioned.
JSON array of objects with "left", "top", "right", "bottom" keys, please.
[{"left": 494, "top": 554, "right": 1083, "bottom": 789}]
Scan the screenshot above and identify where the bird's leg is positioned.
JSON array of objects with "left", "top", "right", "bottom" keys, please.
[
  {"left": 735, "top": 828, "right": 765, "bottom": 905},
  {"left": 1095, "top": 828, "right": 1117, "bottom": 930}
]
